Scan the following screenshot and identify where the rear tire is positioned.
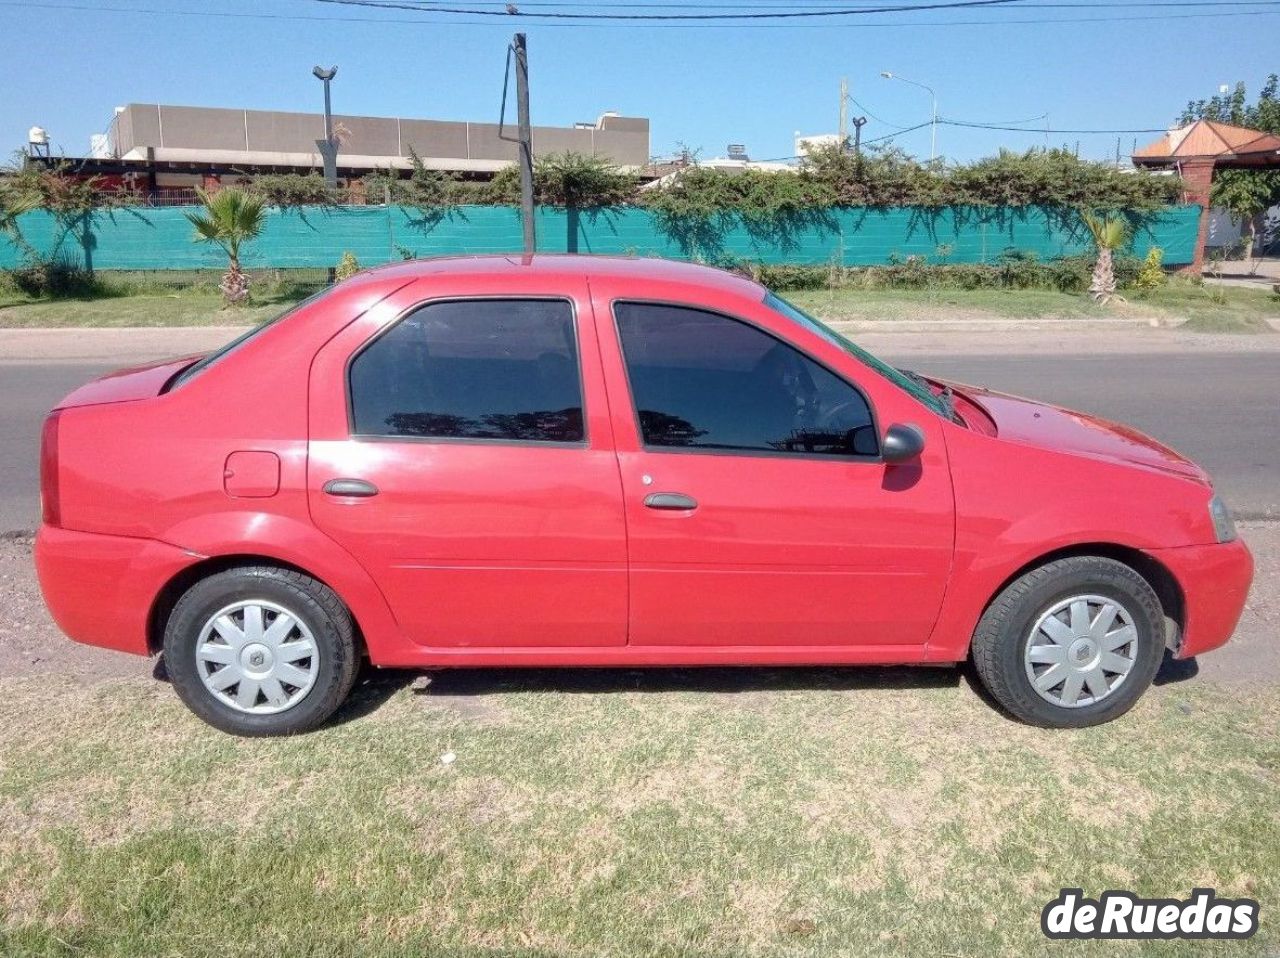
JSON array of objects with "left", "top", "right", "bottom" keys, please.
[
  {"left": 971, "top": 556, "right": 1165, "bottom": 728},
  {"left": 163, "top": 566, "right": 358, "bottom": 736}
]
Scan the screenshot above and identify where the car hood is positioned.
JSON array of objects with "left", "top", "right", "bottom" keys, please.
[
  {"left": 951, "top": 382, "right": 1210, "bottom": 483},
  {"left": 54, "top": 355, "right": 203, "bottom": 410}
]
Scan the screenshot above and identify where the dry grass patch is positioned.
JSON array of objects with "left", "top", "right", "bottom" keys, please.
[{"left": 0, "top": 669, "right": 1277, "bottom": 956}]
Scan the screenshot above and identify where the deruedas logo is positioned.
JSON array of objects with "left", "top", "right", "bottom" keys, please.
[{"left": 1041, "top": 888, "right": 1259, "bottom": 940}]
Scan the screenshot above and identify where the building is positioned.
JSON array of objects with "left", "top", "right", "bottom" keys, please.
[{"left": 32, "top": 102, "right": 651, "bottom": 200}]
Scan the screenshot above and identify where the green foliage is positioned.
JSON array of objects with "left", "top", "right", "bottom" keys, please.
[
  {"left": 1081, "top": 211, "right": 1130, "bottom": 251},
  {"left": 1134, "top": 247, "right": 1166, "bottom": 291},
  {"left": 489, "top": 151, "right": 638, "bottom": 207},
  {"left": 748, "top": 251, "right": 1143, "bottom": 295},
  {"left": 1180, "top": 74, "right": 1280, "bottom": 232},
  {"left": 334, "top": 250, "right": 361, "bottom": 281},
  {"left": 0, "top": 156, "right": 138, "bottom": 224},
  {"left": 184, "top": 187, "right": 266, "bottom": 266},
  {"left": 643, "top": 165, "right": 836, "bottom": 221},
  {"left": 5, "top": 255, "right": 111, "bottom": 298},
  {"left": 245, "top": 172, "right": 339, "bottom": 209},
  {"left": 363, "top": 148, "right": 477, "bottom": 211}
]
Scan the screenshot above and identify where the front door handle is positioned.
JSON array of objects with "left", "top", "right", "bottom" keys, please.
[
  {"left": 323, "top": 478, "right": 379, "bottom": 498},
  {"left": 644, "top": 492, "right": 697, "bottom": 511}
]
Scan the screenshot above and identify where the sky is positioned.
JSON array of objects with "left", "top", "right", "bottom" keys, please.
[{"left": 1, "top": 0, "right": 1277, "bottom": 167}]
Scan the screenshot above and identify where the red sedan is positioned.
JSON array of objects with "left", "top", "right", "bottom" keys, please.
[{"left": 35, "top": 256, "right": 1252, "bottom": 735}]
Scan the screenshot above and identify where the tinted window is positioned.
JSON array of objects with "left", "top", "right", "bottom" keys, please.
[
  {"left": 350, "top": 299, "right": 584, "bottom": 443},
  {"left": 615, "top": 302, "right": 876, "bottom": 457}
]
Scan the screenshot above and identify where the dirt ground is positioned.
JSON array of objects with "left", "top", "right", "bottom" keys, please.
[{"left": 4, "top": 523, "right": 1276, "bottom": 692}]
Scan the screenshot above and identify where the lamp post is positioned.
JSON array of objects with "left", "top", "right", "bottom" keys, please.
[
  {"left": 312, "top": 65, "right": 339, "bottom": 188},
  {"left": 880, "top": 70, "right": 937, "bottom": 162}
]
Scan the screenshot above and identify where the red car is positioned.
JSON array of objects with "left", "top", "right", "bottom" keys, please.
[{"left": 36, "top": 256, "right": 1252, "bottom": 736}]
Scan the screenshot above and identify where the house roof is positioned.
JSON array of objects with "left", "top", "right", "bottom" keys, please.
[{"left": 1132, "top": 119, "right": 1280, "bottom": 167}]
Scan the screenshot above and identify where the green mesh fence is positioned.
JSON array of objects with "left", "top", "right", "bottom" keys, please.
[{"left": 0, "top": 204, "right": 1201, "bottom": 271}]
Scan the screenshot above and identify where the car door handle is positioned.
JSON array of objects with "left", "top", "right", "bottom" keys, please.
[
  {"left": 323, "top": 478, "right": 379, "bottom": 498},
  {"left": 643, "top": 492, "right": 698, "bottom": 511}
]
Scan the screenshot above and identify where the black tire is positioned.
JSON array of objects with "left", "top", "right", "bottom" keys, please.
[
  {"left": 971, "top": 556, "right": 1166, "bottom": 728},
  {"left": 163, "top": 566, "right": 359, "bottom": 736}
]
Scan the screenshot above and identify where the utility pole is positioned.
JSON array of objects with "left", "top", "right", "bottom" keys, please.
[
  {"left": 839, "top": 77, "right": 848, "bottom": 152},
  {"left": 513, "top": 33, "right": 536, "bottom": 255}
]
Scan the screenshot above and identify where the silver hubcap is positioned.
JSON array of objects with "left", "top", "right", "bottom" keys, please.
[
  {"left": 1024, "top": 594, "right": 1138, "bottom": 709},
  {"left": 195, "top": 600, "right": 320, "bottom": 715}
]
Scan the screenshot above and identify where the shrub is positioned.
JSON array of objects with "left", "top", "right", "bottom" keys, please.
[
  {"left": 7, "top": 256, "right": 112, "bottom": 297},
  {"left": 752, "top": 264, "right": 830, "bottom": 290},
  {"left": 739, "top": 253, "right": 1147, "bottom": 294},
  {"left": 1134, "top": 247, "right": 1166, "bottom": 291},
  {"left": 335, "top": 251, "right": 361, "bottom": 281},
  {"left": 245, "top": 172, "right": 339, "bottom": 209},
  {"left": 488, "top": 152, "right": 638, "bottom": 207}
]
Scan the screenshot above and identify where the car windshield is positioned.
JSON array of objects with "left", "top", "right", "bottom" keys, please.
[
  {"left": 167, "top": 287, "right": 334, "bottom": 390},
  {"left": 763, "top": 291, "right": 947, "bottom": 417}
]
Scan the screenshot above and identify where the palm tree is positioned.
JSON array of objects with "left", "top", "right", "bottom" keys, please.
[
  {"left": 185, "top": 187, "right": 265, "bottom": 305},
  {"left": 0, "top": 188, "right": 38, "bottom": 245},
  {"left": 1082, "top": 212, "right": 1129, "bottom": 305}
]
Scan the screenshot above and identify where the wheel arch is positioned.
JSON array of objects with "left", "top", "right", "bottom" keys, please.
[
  {"left": 146, "top": 554, "right": 367, "bottom": 656},
  {"left": 978, "top": 542, "right": 1185, "bottom": 645}
]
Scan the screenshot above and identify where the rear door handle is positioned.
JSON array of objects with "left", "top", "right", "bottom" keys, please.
[
  {"left": 323, "top": 478, "right": 379, "bottom": 498},
  {"left": 644, "top": 492, "right": 697, "bottom": 511}
]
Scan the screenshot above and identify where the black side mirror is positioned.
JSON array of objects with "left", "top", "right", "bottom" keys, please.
[{"left": 882, "top": 423, "right": 926, "bottom": 463}]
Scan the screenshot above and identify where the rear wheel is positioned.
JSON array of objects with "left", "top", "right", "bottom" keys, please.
[
  {"left": 163, "top": 566, "right": 358, "bottom": 736},
  {"left": 971, "top": 556, "right": 1166, "bottom": 728}
]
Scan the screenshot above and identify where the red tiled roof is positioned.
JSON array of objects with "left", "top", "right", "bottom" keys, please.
[{"left": 1133, "top": 119, "right": 1280, "bottom": 163}]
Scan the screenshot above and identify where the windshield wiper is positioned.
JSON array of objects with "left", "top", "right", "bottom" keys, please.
[{"left": 898, "top": 367, "right": 958, "bottom": 421}]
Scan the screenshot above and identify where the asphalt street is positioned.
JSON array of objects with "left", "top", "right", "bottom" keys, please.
[{"left": 1, "top": 351, "right": 1277, "bottom": 533}]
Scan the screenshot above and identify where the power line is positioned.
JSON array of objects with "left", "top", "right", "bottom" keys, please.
[
  {"left": 311, "top": 0, "right": 1038, "bottom": 20},
  {"left": 941, "top": 118, "right": 1169, "bottom": 133},
  {"left": 3, "top": 0, "right": 1278, "bottom": 27},
  {"left": 398, "top": 0, "right": 1280, "bottom": 6}
]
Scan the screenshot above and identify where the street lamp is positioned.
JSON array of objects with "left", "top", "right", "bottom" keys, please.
[
  {"left": 880, "top": 70, "right": 938, "bottom": 162},
  {"left": 312, "top": 65, "right": 339, "bottom": 188}
]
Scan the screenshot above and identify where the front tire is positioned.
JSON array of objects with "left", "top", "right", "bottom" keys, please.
[
  {"left": 163, "top": 567, "right": 359, "bottom": 736},
  {"left": 971, "top": 556, "right": 1166, "bottom": 728}
]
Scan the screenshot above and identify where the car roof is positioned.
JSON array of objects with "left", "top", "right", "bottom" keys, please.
[{"left": 360, "top": 254, "right": 767, "bottom": 298}]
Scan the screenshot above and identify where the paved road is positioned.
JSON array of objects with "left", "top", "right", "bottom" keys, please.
[{"left": 2, "top": 352, "right": 1277, "bottom": 532}]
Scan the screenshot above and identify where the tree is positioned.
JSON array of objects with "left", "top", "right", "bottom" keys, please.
[
  {"left": 185, "top": 187, "right": 265, "bottom": 305},
  {"left": 1082, "top": 212, "right": 1129, "bottom": 304},
  {"left": 1, "top": 154, "right": 137, "bottom": 273},
  {"left": 0, "top": 184, "right": 37, "bottom": 244},
  {"left": 1179, "top": 74, "right": 1280, "bottom": 257}
]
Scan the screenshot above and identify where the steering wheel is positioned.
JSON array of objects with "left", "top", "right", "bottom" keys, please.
[
  {"left": 752, "top": 344, "right": 819, "bottom": 424},
  {"left": 816, "top": 399, "right": 878, "bottom": 455}
]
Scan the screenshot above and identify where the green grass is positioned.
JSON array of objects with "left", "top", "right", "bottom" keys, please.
[
  {"left": 787, "top": 282, "right": 1280, "bottom": 330},
  {"left": 0, "top": 276, "right": 325, "bottom": 328},
  {"left": 1, "top": 274, "right": 1277, "bottom": 332},
  {"left": 2, "top": 671, "right": 1277, "bottom": 957}
]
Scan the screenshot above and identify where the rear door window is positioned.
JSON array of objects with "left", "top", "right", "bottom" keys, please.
[{"left": 348, "top": 298, "right": 585, "bottom": 444}]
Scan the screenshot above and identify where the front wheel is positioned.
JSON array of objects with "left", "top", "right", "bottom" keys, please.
[
  {"left": 971, "top": 556, "right": 1167, "bottom": 728},
  {"left": 163, "top": 567, "right": 359, "bottom": 736}
]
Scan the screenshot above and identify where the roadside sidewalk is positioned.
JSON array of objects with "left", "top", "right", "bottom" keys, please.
[{"left": 4, "top": 322, "right": 1280, "bottom": 364}]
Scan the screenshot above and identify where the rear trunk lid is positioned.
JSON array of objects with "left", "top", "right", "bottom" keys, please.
[{"left": 53, "top": 356, "right": 202, "bottom": 410}]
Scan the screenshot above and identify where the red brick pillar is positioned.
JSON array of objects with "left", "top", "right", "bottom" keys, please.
[
  {"left": 1178, "top": 158, "right": 1215, "bottom": 275},
  {"left": 202, "top": 173, "right": 222, "bottom": 193}
]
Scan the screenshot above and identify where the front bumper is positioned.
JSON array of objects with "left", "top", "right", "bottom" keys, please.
[
  {"left": 1149, "top": 538, "right": 1253, "bottom": 658},
  {"left": 35, "top": 524, "right": 200, "bottom": 657}
]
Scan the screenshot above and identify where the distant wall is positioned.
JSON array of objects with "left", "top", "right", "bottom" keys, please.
[{"left": 0, "top": 204, "right": 1202, "bottom": 271}]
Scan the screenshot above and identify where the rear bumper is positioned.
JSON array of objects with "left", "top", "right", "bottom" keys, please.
[
  {"left": 35, "top": 524, "right": 199, "bottom": 657},
  {"left": 1149, "top": 538, "right": 1254, "bottom": 658}
]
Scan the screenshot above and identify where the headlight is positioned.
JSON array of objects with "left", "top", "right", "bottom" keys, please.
[{"left": 1209, "top": 495, "right": 1237, "bottom": 543}]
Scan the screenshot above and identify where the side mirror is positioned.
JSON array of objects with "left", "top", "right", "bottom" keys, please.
[{"left": 881, "top": 423, "right": 925, "bottom": 463}]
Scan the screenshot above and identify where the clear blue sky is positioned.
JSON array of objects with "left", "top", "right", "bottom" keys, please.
[{"left": 2, "top": 0, "right": 1277, "bottom": 166}]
